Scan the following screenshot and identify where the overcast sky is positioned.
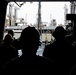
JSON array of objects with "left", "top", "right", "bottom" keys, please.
[{"left": 7, "top": 2, "right": 70, "bottom": 26}]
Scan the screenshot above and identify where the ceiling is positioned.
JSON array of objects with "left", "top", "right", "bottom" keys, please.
[{"left": 6, "top": 0, "right": 75, "bottom": 2}]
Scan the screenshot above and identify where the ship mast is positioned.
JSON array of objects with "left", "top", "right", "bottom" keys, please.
[
  {"left": 37, "top": 1, "right": 42, "bottom": 42},
  {"left": 37, "top": 1, "right": 41, "bottom": 34},
  {"left": 64, "top": 4, "right": 68, "bottom": 25},
  {"left": 9, "top": 4, "right": 12, "bottom": 26}
]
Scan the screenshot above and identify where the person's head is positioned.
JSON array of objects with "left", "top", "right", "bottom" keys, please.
[
  {"left": 8, "top": 30, "right": 14, "bottom": 37},
  {"left": 53, "top": 26, "right": 67, "bottom": 40},
  {"left": 19, "top": 26, "right": 40, "bottom": 55},
  {"left": 4, "top": 34, "right": 13, "bottom": 45}
]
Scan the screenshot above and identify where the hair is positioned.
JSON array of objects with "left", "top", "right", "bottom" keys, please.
[
  {"left": 53, "top": 26, "right": 67, "bottom": 40},
  {"left": 8, "top": 30, "right": 14, "bottom": 37},
  {"left": 4, "top": 34, "right": 13, "bottom": 44},
  {"left": 19, "top": 26, "right": 40, "bottom": 54}
]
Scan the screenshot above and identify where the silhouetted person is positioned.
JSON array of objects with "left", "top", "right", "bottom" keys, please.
[
  {"left": 70, "top": 65, "right": 76, "bottom": 75},
  {"left": 43, "top": 26, "right": 74, "bottom": 75},
  {"left": 0, "top": 34, "right": 18, "bottom": 66},
  {"left": 8, "top": 29, "right": 20, "bottom": 49},
  {"left": 65, "top": 24, "right": 74, "bottom": 45},
  {"left": 8, "top": 30, "right": 14, "bottom": 39},
  {"left": 3, "top": 27, "right": 57, "bottom": 75}
]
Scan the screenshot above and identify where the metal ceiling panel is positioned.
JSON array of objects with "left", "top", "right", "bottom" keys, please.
[{"left": 6, "top": 0, "right": 75, "bottom": 2}]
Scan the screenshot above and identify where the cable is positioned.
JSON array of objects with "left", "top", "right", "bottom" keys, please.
[{"left": 13, "top": 0, "right": 25, "bottom": 7}]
